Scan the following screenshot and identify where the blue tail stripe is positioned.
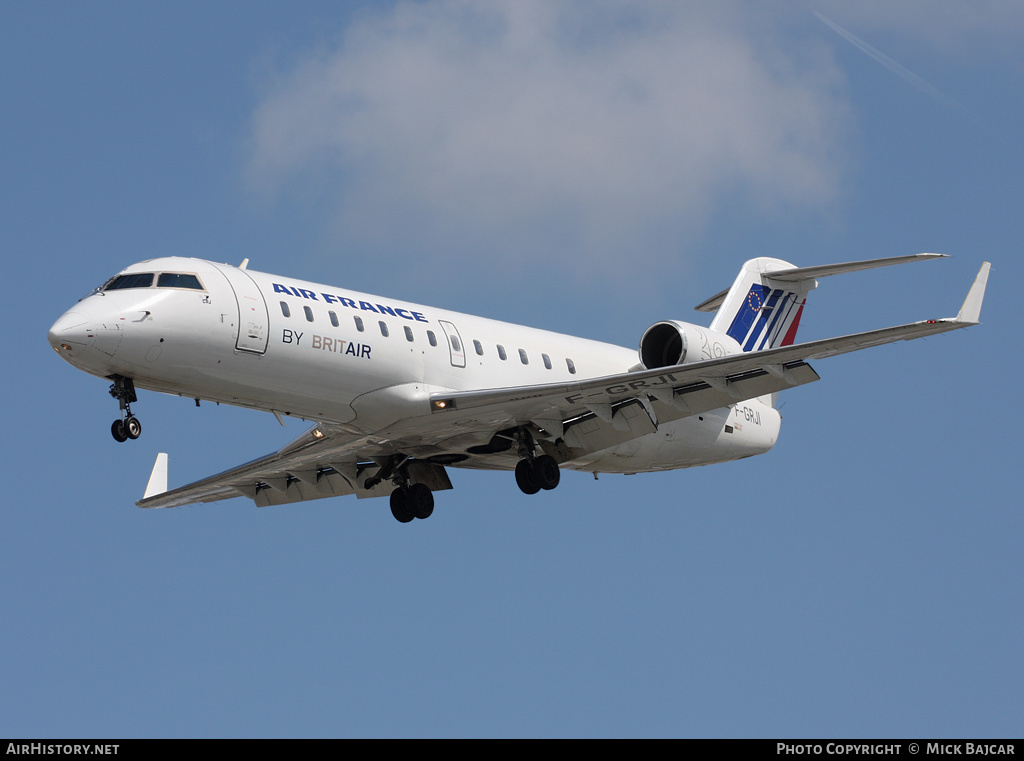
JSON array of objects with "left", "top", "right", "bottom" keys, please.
[
  {"left": 726, "top": 285, "right": 769, "bottom": 345},
  {"left": 743, "top": 288, "right": 784, "bottom": 351}
]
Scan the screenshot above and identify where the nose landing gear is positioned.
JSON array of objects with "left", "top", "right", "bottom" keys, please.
[{"left": 108, "top": 375, "right": 142, "bottom": 443}]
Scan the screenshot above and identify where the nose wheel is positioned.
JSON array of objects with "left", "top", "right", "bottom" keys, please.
[
  {"left": 108, "top": 375, "right": 142, "bottom": 443},
  {"left": 111, "top": 416, "right": 142, "bottom": 442}
]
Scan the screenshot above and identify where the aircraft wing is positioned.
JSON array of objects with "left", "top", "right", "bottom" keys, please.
[
  {"left": 427, "top": 262, "right": 991, "bottom": 438},
  {"left": 136, "top": 424, "right": 455, "bottom": 509}
]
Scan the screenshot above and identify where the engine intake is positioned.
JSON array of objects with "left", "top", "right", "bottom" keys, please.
[{"left": 639, "top": 321, "right": 691, "bottom": 369}]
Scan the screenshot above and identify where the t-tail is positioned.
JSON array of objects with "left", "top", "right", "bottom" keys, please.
[{"left": 695, "top": 253, "right": 950, "bottom": 352}]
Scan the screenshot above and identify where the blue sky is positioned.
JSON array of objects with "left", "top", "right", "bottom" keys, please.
[{"left": 2, "top": 1, "right": 1020, "bottom": 738}]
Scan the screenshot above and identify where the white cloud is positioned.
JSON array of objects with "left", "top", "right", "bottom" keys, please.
[{"left": 247, "top": 1, "right": 851, "bottom": 285}]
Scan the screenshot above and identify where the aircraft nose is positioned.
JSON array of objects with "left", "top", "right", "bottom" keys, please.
[
  {"left": 48, "top": 310, "right": 91, "bottom": 358},
  {"left": 48, "top": 299, "right": 125, "bottom": 370}
]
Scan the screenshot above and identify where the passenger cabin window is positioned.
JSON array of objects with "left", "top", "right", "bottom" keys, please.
[
  {"left": 104, "top": 273, "right": 154, "bottom": 290},
  {"left": 497, "top": 345, "right": 507, "bottom": 361},
  {"left": 354, "top": 316, "right": 364, "bottom": 332},
  {"left": 379, "top": 321, "right": 389, "bottom": 337},
  {"left": 542, "top": 353, "right": 552, "bottom": 370},
  {"left": 303, "top": 306, "right": 314, "bottom": 322},
  {"left": 427, "top": 331, "right": 437, "bottom": 347},
  {"left": 566, "top": 358, "right": 576, "bottom": 374},
  {"left": 473, "top": 340, "right": 484, "bottom": 356},
  {"left": 157, "top": 273, "right": 203, "bottom": 290},
  {"left": 404, "top": 326, "right": 414, "bottom": 342},
  {"left": 329, "top": 311, "right": 339, "bottom": 328},
  {"left": 519, "top": 349, "right": 529, "bottom": 365},
  {"left": 280, "top": 302, "right": 291, "bottom": 318},
  {"left": 450, "top": 336, "right": 461, "bottom": 352}
]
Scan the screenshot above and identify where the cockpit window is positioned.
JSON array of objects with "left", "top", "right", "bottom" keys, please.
[
  {"left": 157, "top": 272, "right": 204, "bottom": 290},
  {"left": 100, "top": 272, "right": 206, "bottom": 293},
  {"left": 104, "top": 273, "right": 154, "bottom": 290}
]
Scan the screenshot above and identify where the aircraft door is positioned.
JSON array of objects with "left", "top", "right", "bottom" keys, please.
[
  {"left": 211, "top": 263, "right": 270, "bottom": 354},
  {"left": 438, "top": 320, "right": 466, "bottom": 368}
]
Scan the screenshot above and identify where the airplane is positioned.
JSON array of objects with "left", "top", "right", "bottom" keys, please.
[{"left": 47, "top": 253, "right": 990, "bottom": 523}]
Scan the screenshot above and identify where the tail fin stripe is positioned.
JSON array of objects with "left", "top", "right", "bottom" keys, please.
[
  {"left": 742, "top": 287, "right": 795, "bottom": 352},
  {"left": 781, "top": 303, "right": 805, "bottom": 346},
  {"left": 757, "top": 291, "right": 800, "bottom": 351},
  {"left": 753, "top": 289, "right": 792, "bottom": 351}
]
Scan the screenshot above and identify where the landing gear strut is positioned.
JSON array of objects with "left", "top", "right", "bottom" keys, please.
[
  {"left": 513, "top": 428, "right": 561, "bottom": 495},
  {"left": 108, "top": 375, "right": 141, "bottom": 443}
]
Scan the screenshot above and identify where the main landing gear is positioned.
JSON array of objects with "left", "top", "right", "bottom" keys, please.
[
  {"left": 515, "top": 454, "right": 561, "bottom": 494},
  {"left": 513, "top": 428, "right": 561, "bottom": 496},
  {"left": 108, "top": 375, "right": 142, "bottom": 443},
  {"left": 389, "top": 483, "right": 434, "bottom": 524},
  {"left": 364, "top": 455, "right": 436, "bottom": 524}
]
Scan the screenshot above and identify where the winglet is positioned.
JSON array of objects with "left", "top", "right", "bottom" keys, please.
[
  {"left": 144, "top": 453, "right": 169, "bottom": 499},
  {"left": 956, "top": 262, "right": 991, "bottom": 324}
]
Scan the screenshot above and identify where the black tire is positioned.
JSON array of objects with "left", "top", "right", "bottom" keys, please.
[
  {"left": 125, "top": 416, "right": 142, "bottom": 440},
  {"left": 111, "top": 419, "right": 128, "bottom": 443},
  {"left": 515, "top": 459, "right": 541, "bottom": 495},
  {"left": 390, "top": 488, "right": 414, "bottom": 523},
  {"left": 533, "top": 454, "right": 561, "bottom": 491},
  {"left": 409, "top": 483, "right": 434, "bottom": 519}
]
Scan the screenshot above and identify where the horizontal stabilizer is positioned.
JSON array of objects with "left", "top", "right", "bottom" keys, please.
[
  {"left": 695, "top": 253, "right": 947, "bottom": 313},
  {"left": 766, "top": 253, "right": 947, "bottom": 283}
]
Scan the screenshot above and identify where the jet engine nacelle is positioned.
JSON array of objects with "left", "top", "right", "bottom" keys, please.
[{"left": 638, "top": 321, "right": 742, "bottom": 369}]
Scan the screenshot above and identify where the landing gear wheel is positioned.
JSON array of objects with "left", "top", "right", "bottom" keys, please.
[
  {"left": 125, "top": 416, "right": 142, "bottom": 440},
  {"left": 408, "top": 483, "right": 434, "bottom": 519},
  {"left": 108, "top": 376, "right": 140, "bottom": 442},
  {"left": 111, "top": 419, "right": 128, "bottom": 443},
  {"left": 390, "top": 488, "right": 415, "bottom": 523},
  {"left": 533, "top": 454, "right": 561, "bottom": 491},
  {"left": 515, "top": 459, "right": 541, "bottom": 495}
]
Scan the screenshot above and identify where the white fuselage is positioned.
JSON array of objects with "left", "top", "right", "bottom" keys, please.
[{"left": 48, "top": 257, "right": 780, "bottom": 474}]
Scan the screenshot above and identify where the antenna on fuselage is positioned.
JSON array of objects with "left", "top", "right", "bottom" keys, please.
[{"left": 239, "top": 258, "right": 249, "bottom": 270}]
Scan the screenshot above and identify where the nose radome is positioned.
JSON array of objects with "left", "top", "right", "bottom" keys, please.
[{"left": 48, "top": 311, "right": 91, "bottom": 356}]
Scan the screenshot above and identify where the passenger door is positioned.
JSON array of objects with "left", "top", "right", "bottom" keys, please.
[
  {"left": 212, "top": 263, "right": 270, "bottom": 354},
  {"left": 437, "top": 320, "right": 466, "bottom": 368}
]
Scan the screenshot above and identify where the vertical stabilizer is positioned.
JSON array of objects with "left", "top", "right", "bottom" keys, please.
[{"left": 708, "top": 258, "right": 813, "bottom": 352}]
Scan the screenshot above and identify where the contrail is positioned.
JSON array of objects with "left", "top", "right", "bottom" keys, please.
[{"left": 814, "top": 11, "right": 964, "bottom": 113}]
